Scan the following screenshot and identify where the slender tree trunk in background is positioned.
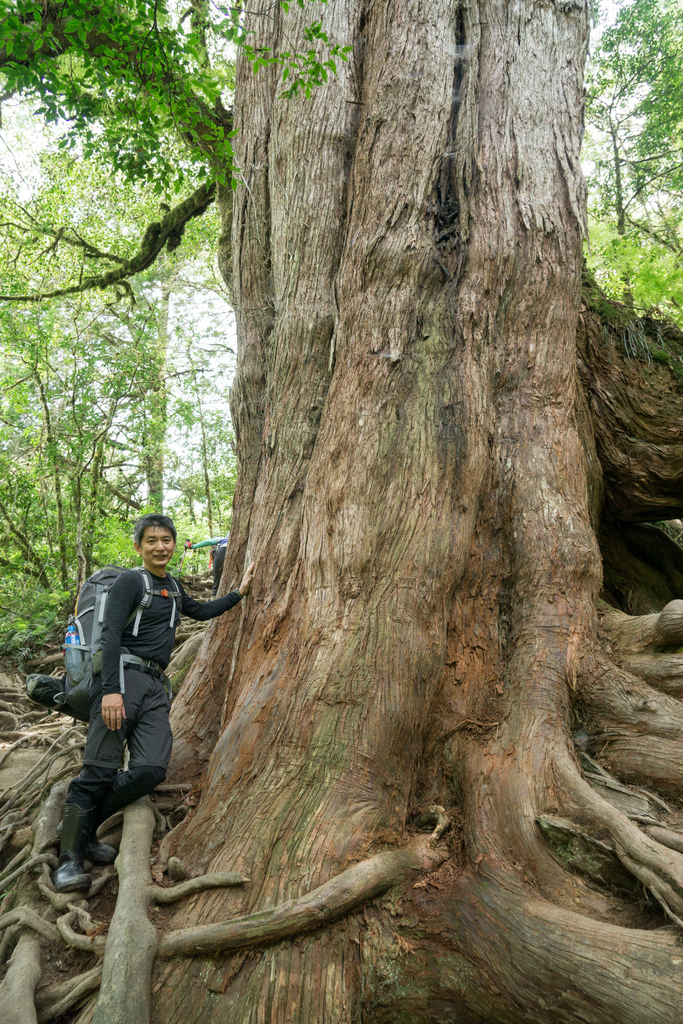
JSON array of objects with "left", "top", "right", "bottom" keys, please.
[
  {"left": 196, "top": 393, "right": 215, "bottom": 535},
  {"left": 609, "top": 121, "right": 634, "bottom": 305},
  {"left": 84, "top": 439, "right": 104, "bottom": 579},
  {"left": 611, "top": 125, "right": 626, "bottom": 237},
  {"left": 35, "top": 374, "right": 68, "bottom": 589},
  {"left": 39, "top": 478, "right": 55, "bottom": 560},
  {"left": 144, "top": 280, "right": 170, "bottom": 511},
  {"left": 74, "top": 474, "right": 87, "bottom": 597},
  {"left": 153, "top": 3, "right": 683, "bottom": 1022},
  {"left": 0, "top": 496, "right": 50, "bottom": 589}
]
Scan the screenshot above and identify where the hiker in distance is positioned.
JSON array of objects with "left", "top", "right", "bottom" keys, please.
[{"left": 53, "top": 513, "right": 255, "bottom": 893}]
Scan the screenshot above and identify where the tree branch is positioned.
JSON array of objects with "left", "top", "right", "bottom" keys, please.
[
  {"left": 624, "top": 212, "right": 683, "bottom": 259},
  {"left": 99, "top": 479, "right": 144, "bottom": 511},
  {"left": 30, "top": 221, "right": 128, "bottom": 266},
  {"left": 0, "top": 183, "right": 216, "bottom": 303},
  {"left": 0, "top": 553, "right": 45, "bottom": 581},
  {"left": 0, "top": 496, "right": 50, "bottom": 587}
]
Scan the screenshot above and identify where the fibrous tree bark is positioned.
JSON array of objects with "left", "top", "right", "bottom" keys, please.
[{"left": 144, "top": 2, "right": 683, "bottom": 1022}]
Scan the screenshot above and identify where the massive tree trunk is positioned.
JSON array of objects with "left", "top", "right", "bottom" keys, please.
[{"left": 154, "top": 2, "right": 683, "bottom": 1022}]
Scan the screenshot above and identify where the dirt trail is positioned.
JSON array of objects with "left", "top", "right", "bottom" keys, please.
[{"left": 0, "top": 669, "right": 74, "bottom": 799}]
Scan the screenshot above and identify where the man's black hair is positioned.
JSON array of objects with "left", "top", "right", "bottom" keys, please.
[{"left": 133, "top": 514, "right": 177, "bottom": 546}]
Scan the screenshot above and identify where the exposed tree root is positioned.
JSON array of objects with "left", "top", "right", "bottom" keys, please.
[
  {"left": 158, "top": 841, "right": 448, "bottom": 958},
  {"left": 643, "top": 825, "right": 683, "bottom": 855},
  {"left": 0, "top": 924, "right": 20, "bottom": 966},
  {"left": 0, "top": 907, "right": 60, "bottom": 944},
  {"left": 617, "top": 654, "right": 683, "bottom": 694},
  {"left": 576, "top": 753, "right": 683, "bottom": 857},
  {"left": 578, "top": 751, "right": 659, "bottom": 819},
  {"left": 83, "top": 794, "right": 448, "bottom": 1023},
  {"left": 37, "top": 863, "right": 116, "bottom": 911},
  {"left": 579, "top": 654, "right": 683, "bottom": 740},
  {"left": 0, "top": 845, "right": 30, "bottom": 883},
  {"left": 152, "top": 816, "right": 189, "bottom": 881},
  {"left": 598, "top": 734, "right": 683, "bottom": 789},
  {"left": 367, "top": 863, "right": 683, "bottom": 1024},
  {"left": 0, "top": 768, "right": 99, "bottom": 1013},
  {"left": 56, "top": 907, "right": 107, "bottom": 954},
  {"left": 558, "top": 753, "right": 683, "bottom": 920},
  {"left": 602, "top": 600, "right": 683, "bottom": 652},
  {"left": 579, "top": 603, "right": 683, "bottom": 790},
  {"left": 0, "top": 718, "right": 204, "bottom": 1019},
  {"left": 0, "top": 852, "right": 57, "bottom": 890},
  {"left": 0, "top": 728, "right": 83, "bottom": 817},
  {"left": 0, "top": 813, "right": 24, "bottom": 858},
  {"left": 0, "top": 933, "right": 42, "bottom": 1024},
  {"left": 91, "top": 800, "right": 158, "bottom": 1024},
  {"left": 0, "top": 714, "right": 203, "bottom": 1023},
  {"left": 0, "top": 738, "right": 29, "bottom": 771},
  {"left": 31, "top": 780, "right": 69, "bottom": 854},
  {"left": 91, "top": 798, "right": 249, "bottom": 1024},
  {"left": 536, "top": 814, "right": 640, "bottom": 891},
  {"left": 35, "top": 966, "right": 103, "bottom": 1024},
  {"left": 152, "top": 871, "right": 246, "bottom": 904}
]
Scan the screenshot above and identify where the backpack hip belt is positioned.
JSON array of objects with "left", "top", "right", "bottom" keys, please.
[{"left": 117, "top": 652, "right": 167, "bottom": 693}]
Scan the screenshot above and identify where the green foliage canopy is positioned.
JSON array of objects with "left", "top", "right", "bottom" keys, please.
[
  {"left": 586, "top": 0, "right": 683, "bottom": 318},
  {"left": 0, "top": 0, "right": 350, "bottom": 194}
]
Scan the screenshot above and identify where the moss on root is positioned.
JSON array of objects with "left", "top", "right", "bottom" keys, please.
[{"left": 582, "top": 264, "right": 683, "bottom": 391}]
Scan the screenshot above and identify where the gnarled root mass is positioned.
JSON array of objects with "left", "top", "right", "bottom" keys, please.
[
  {"left": 90, "top": 799, "right": 447, "bottom": 1024},
  {"left": 0, "top": 787, "right": 448, "bottom": 1024}
]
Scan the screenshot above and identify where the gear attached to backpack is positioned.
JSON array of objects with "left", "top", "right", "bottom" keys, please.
[{"left": 25, "top": 565, "right": 181, "bottom": 721}]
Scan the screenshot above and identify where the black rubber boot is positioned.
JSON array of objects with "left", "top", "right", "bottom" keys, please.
[
  {"left": 86, "top": 835, "right": 118, "bottom": 865},
  {"left": 52, "top": 803, "right": 94, "bottom": 893},
  {"left": 56, "top": 817, "right": 118, "bottom": 864}
]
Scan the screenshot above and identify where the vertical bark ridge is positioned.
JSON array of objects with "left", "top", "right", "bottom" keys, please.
[
  {"left": 245, "top": 0, "right": 365, "bottom": 623},
  {"left": 169, "top": 1, "right": 282, "bottom": 779},
  {"left": 439, "top": 0, "right": 600, "bottom": 907},
  {"left": 170, "top": 0, "right": 366, "bottom": 783}
]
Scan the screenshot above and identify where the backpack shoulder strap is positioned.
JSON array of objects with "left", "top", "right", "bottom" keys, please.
[
  {"left": 166, "top": 575, "right": 182, "bottom": 628},
  {"left": 128, "top": 567, "right": 181, "bottom": 632},
  {"left": 129, "top": 567, "right": 153, "bottom": 637}
]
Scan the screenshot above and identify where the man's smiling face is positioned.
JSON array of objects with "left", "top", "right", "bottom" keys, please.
[{"left": 134, "top": 525, "right": 177, "bottom": 577}]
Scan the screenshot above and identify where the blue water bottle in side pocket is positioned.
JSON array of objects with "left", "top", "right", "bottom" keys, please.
[{"left": 63, "top": 619, "right": 87, "bottom": 683}]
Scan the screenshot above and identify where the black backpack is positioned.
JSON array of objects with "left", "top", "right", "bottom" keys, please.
[{"left": 25, "top": 565, "right": 181, "bottom": 720}]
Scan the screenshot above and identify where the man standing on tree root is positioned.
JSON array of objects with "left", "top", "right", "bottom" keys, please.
[{"left": 52, "top": 513, "right": 254, "bottom": 894}]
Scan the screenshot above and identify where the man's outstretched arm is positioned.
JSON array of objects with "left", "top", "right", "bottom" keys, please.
[{"left": 179, "top": 561, "right": 255, "bottom": 620}]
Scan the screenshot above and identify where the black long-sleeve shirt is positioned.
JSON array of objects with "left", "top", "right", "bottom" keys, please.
[{"left": 100, "top": 568, "right": 242, "bottom": 694}]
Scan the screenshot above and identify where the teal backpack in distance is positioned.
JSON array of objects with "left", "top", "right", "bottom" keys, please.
[{"left": 25, "top": 565, "right": 181, "bottom": 721}]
